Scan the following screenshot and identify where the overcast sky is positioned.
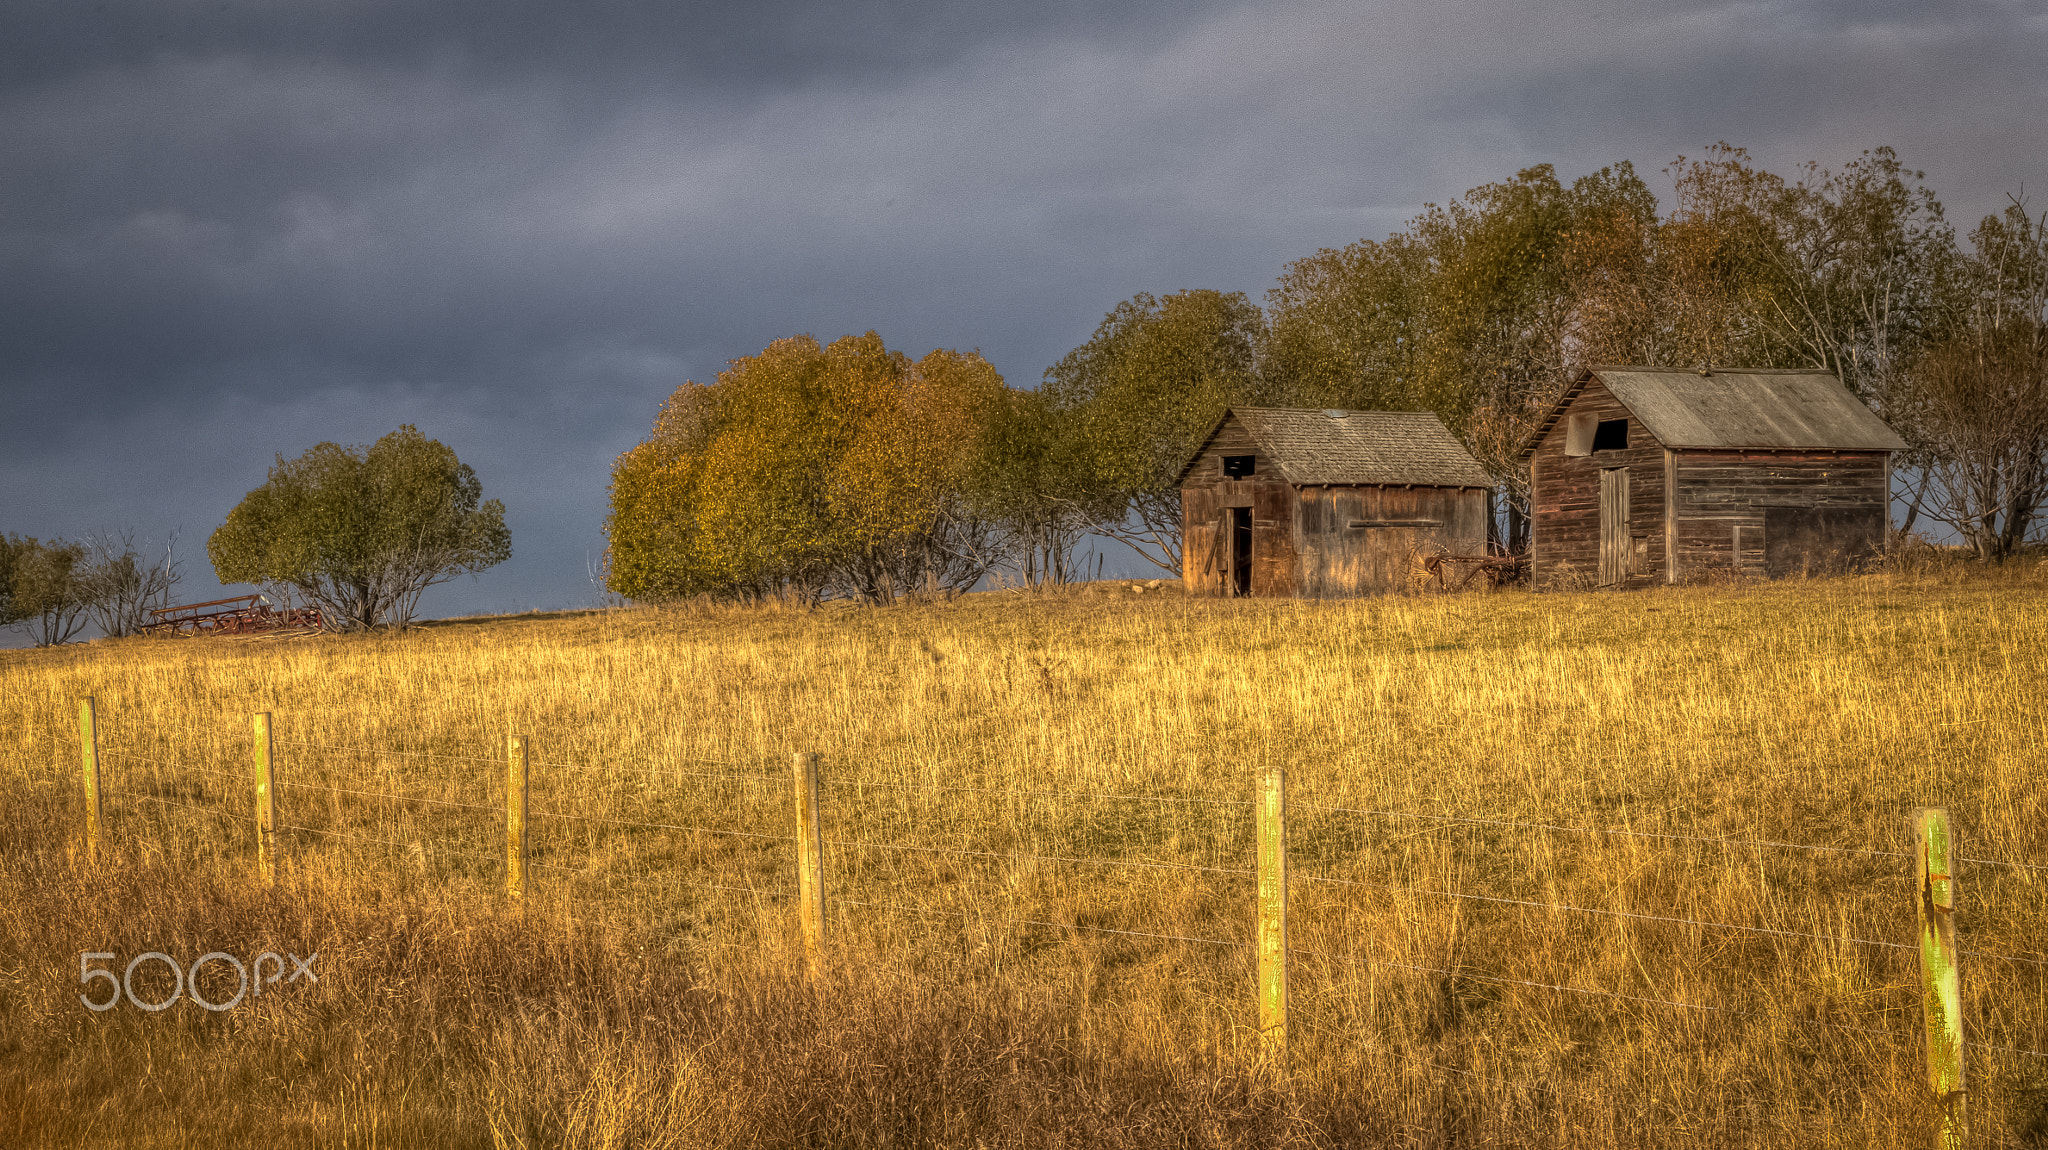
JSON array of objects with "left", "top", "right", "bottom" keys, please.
[{"left": 4, "top": 0, "right": 2044, "bottom": 635}]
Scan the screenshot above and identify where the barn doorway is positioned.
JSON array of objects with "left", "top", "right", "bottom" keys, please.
[
  {"left": 1230, "top": 507, "right": 1253, "bottom": 596},
  {"left": 1599, "top": 468, "right": 1630, "bottom": 585}
]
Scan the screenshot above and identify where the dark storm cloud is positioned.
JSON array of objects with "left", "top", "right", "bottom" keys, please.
[
  {"left": 0, "top": 0, "right": 1232, "bottom": 403},
  {"left": 1, "top": 0, "right": 1224, "bottom": 95},
  {"left": 3, "top": 0, "right": 2044, "bottom": 637}
]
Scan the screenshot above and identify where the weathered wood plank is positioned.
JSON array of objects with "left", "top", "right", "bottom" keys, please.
[
  {"left": 78, "top": 698, "right": 102, "bottom": 855},
  {"left": 254, "top": 712, "right": 277, "bottom": 886},
  {"left": 1913, "top": 808, "right": 1967, "bottom": 1150},
  {"left": 1257, "top": 767, "right": 1288, "bottom": 1067},
  {"left": 1535, "top": 389, "right": 1893, "bottom": 584}
]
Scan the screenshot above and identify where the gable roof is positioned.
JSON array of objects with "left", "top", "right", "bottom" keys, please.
[
  {"left": 1177, "top": 407, "right": 1496, "bottom": 488},
  {"left": 1521, "top": 366, "right": 1908, "bottom": 456}
]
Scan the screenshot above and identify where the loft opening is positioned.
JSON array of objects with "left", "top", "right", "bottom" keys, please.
[
  {"left": 1223, "top": 455, "right": 1256, "bottom": 478},
  {"left": 1565, "top": 414, "right": 1631, "bottom": 455}
]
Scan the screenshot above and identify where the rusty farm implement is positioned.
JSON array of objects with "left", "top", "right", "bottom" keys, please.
[{"left": 139, "top": 595, "right": 327, "bottom": 637}]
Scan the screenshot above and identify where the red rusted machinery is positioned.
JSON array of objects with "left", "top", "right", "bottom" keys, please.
[
  {"left": 140, "top": 595, "right": 327, "bottom": 637},
  {"left": 1422, "top": 552, "right": 1530, "bottom": 591}
]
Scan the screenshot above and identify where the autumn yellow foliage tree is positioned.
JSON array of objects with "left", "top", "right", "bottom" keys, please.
[{"left": 606, "top": 333, "right": 1008, "bottom": 603}]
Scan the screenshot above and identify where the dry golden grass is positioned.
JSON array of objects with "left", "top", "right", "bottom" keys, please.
[{"left": 3, "top": 562, "right": 2048, "bottom": 1147}]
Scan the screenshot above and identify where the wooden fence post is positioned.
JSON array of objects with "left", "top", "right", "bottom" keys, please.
[
  {"left": 253, "top": 712, "right": 277, "bottom": 884},
  {"left": 506, "top": 736, "right": 529, "bottom": 901},
  {"left": 793, "top": 752, "right": 825, "bottom": 980},
  {"left": 78, "top": 698, "right": 103, "bottom": 854},
  {"left": 1257, "top": 766, "right": 1289, "bottom": 1067},
  {"left": 1913, "top": 807, "right": 1966, "bottom": 1149}
]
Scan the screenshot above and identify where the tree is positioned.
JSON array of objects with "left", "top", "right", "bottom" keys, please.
[
  {"left": 1903, "top": 200, "right": 2048, "bottom": 561},
  {"left": 1745, "top": 148, "right": 1956, "bottom": 535},
  {"left": 607, "top": 383, "right": 724, "bottom": 601},
  {"left": 208, "top": 426, "right": 511, "bottom": 630},
  {"left": 961, "top": 385, "right": 1095, "bottom": 588},
  {"left": 1044, "top": 289, "right": 1271, "bottom": 572},
  {"left": 1268, "top": 162, "right": 1661, "bottom": 550},
  {"left": 829, "top": 347, "right": 1010, "bottom": 600},
  {"left": 606, "top": 333, "right": 1010, "bottom": 604},
  {"left": 1428, "top": 164, "right": 1660, "bottom": 549},
  {"left": 1, "top": 534, "right": 92, "bottom": 646},
  {"left": 0, "top": 534, "right": 26, "bottom": 629},
  {"left": 77, "top": 529, "right": 182, "bottom": 639},
  {"left": 685, "top": 334, "right": 849, "bottom": 601}
]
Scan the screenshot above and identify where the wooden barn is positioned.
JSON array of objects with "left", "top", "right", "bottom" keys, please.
[
  {"left": 1522, "top": 366, "right": 1908, "bottom": 588},
  {"left": 1178, "top": 408, "right": 1496, "bottom": 598}
]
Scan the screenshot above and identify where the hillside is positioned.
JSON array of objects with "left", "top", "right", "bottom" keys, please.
[{"left": 3, "top": 566, "right": 2045, "bottom": 1148}]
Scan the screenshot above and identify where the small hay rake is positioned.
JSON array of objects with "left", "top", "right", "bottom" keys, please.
[
  {"left": 1422, "top": 552, "right": 1530, "bottom": 591},
  {"left": 140, "top": 595, "right": 327, "bottom": 637}
]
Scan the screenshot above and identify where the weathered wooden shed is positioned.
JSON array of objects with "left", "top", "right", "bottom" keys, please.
[
  {"left": 1522, "top": 366, "right": 1908, "bottom": 588},
  {"left": 1178, "top": 408, "right": 1496, "bottom": 598}
]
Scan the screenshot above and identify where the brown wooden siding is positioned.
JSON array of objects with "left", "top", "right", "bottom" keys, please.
[
  {"left": 1180, "top": 416, "right": 1299, "bottom": 597},
  {"left": 1295, "top": 486, "right": 1488, "bottom": 597},
  {"left": 1180, "top": 411, "right": 1487, "bottom": 598},
  {"left": 1526, "top": 378, "right": 1668, "bottom": 588},
  {"left": 1252, "top": 482, "right": 1299, "bottom": 596},
  {"left": 1670, "top": 451, "right": 1889, "bottom": 579}
]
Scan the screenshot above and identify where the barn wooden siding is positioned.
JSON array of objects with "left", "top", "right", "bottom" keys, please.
[
  {"left": 1296, "top": 486, "right": 1489, "bottom": 598},
  {"left": 1180, "top": 419, "right": 1302, "bottom": 598},
  {"left": 1180, "top": 412, "right": 1490, "bottom": 599},
  {"left": 1528, "top": 376, "right": 1668, "bottom": 588},
  {"left": 1671, "top": 450, "right": 1889, "bottom": 578},
  {"left": 1528, "top": 372, "right": 1894, "bottom": 588}
]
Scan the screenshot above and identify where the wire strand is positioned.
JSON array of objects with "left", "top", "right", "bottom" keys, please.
[
  {"left": 1959, "top": 856, "right": 2048, "bottom": 874},
  {"left": 1423, "top": 1065, "right": 1868, "bottom": 1129},
  {"left": 1297, "top": 802, "right": 2048, "bottom": 875},
  {"left": 1300, "top": 873, "right": 1914, "bottom": 952},
  {"left": 1302, "top": 874, "right": 2048, "bottom": 968},
  {"left": 836, "top": 778, "right": 1254, "bottom": 808},
  {"left": 94, "top": 746, "right": 2048, "bottom": 875},
  {"left": 829, "top": 837, "right": 1253, "bottom": 876},
  {"left": 130, "top": 794, "right": 247, "bottom": 822},
  {"left": 530, "top": 862, "right": 792, "bottom": 898},
  {"left": 530, "top": 807, "right": 790, "bottom": 841},
  {"left": 1424, "top": 1062, "right": 1586, "bottom": 1102},
  {"left": 279, "top": 822, "right": 495, "bottom": 862},
  {"left": 100, "top": 752, "right": 244, "bottom": 782},
  {"left": 278, "top": 779, "right": 498, "bottom": 813},
  {"left": 832, "top": 897, "right": 1249, "bottom": 949},
  {"left": 1966, "top": 1039, "right": 2048, "bottom": 1060},
  {"left": 1290, "top": 945, "right": 1906, "bottom": 1042},
  {"left": 272, "top": 740, "right": 504, "bottom": 766},
  {"left": 1294, "top": 944, "right": 1720, "bottom": 1013},
  {"left": 537, "top": 760, "right": 779, "bottom": 783},
  {"left": 1293, "top": 800, "right": 1912, "bottom": 862}
]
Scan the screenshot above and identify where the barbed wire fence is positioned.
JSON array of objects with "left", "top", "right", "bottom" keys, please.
[{"left": 64, "top": 695, "right": 2048, "bottom": 1142}]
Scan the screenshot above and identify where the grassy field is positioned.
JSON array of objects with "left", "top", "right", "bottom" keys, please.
[{"left": 2, "top": 564, "right": 2046, "bottom": 1148}]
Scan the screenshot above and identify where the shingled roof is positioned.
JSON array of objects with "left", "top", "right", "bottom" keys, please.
[
  {"left": 1178, "top": 408, "right": 1496, "bottom": 487},
  {"left": 1521, "top": 367, "right": 1908, "bottom": 456}
]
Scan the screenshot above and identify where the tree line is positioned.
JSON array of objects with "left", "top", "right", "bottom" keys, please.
[
  {"left": 6, "top": 425, "right": 511, "bottom": 645},
  {"left": 607, "top": 143, "right": 2048, "bottom": 601},
  {"left": 11, "top": 143, "right": 2038, "bottom": 639},
  {"left": 1, "top": 531, "right": 183, "bottom": 647}
]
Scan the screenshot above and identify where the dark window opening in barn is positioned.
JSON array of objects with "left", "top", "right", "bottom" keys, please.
[
  {"left": 1592, "top": 419, "right": 1629, "bottom": 451},
  {"left": 1223, "top": 455, "right": 1256, "bottom": 478},
  {"left": 1230, "top": 507, "right": 1253, "bottom": 596}
]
